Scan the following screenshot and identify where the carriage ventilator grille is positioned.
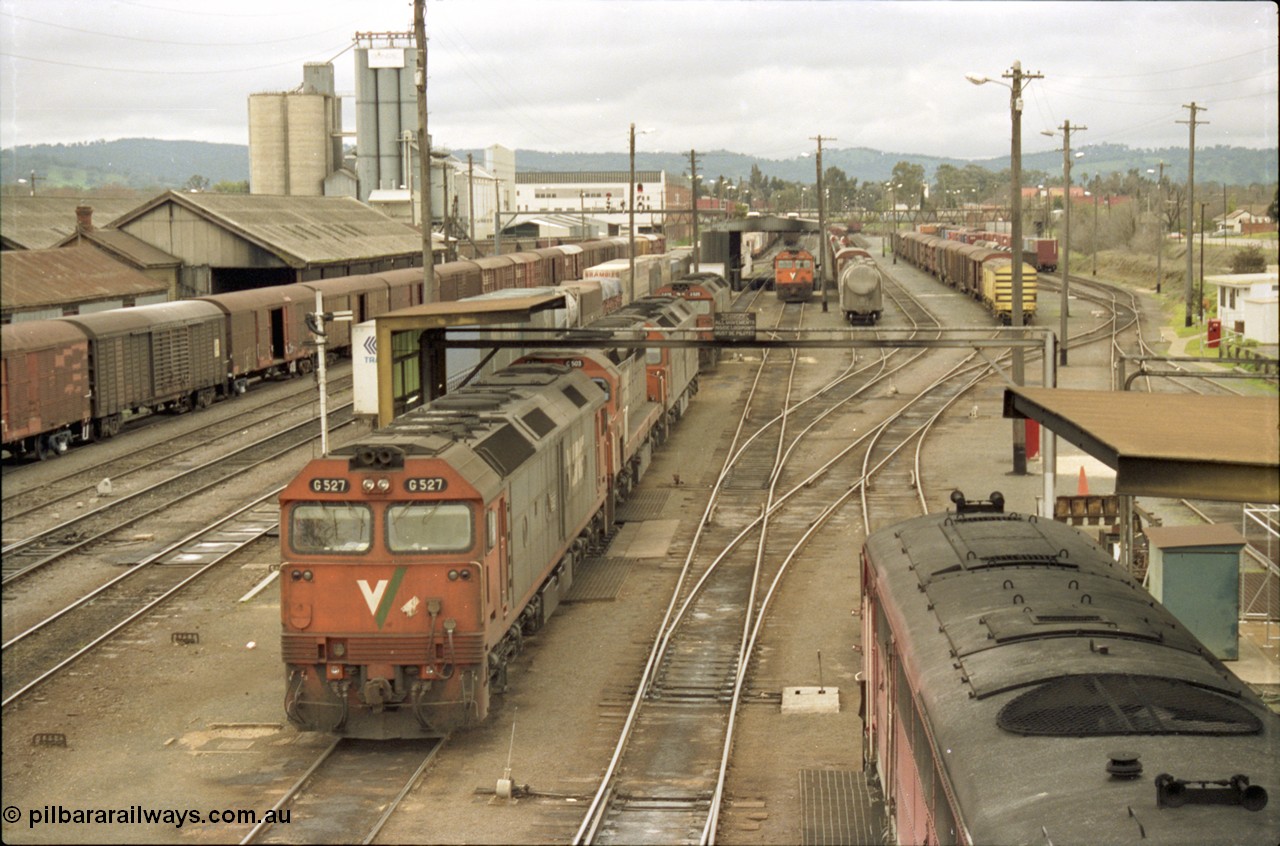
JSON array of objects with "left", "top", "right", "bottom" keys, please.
[{"left": 997, "top": 673, "right": 1263, "bottom": 736}]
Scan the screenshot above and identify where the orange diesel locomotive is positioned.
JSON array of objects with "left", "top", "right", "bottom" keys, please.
[
  {"left": 773, "top": 247, "right": 816, "bottom": 303},
  {"left": 280, "top": 364, "right": 610, "bottom": 738}
]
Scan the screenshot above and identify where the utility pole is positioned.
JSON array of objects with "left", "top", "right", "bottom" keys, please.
[
  {"left": 493, "top": 178, "right": 502, "bottom": 255},
  {"left": 1178, "top": 102, "right": 1207, "bottom": 327},
  {"left": 413, "top": 0, "right": 435, "bottom": 302},
  {"left": 467, "top": 153, "right": 476, "bottom": 250},
  {"left": 1154, "top": 161, "right": 1164, "bottom": 293},
  {"left": 689, "top": 149, "right": 700, "bottom": 271},
  {"left": 811, "top": 134, "right": 834, "bottom": 312},
  {"left": 1007, "top": 60, "right": 1042, "bottom": 475},
  {"left": 1050, "top": 120, "right": 1084, "bottom": 365},
  {"left": 629, "top": 124, "right": 637, "bottom": 295}
]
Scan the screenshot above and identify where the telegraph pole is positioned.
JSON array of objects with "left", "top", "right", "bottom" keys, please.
[
  {"left": 1007, "top": 60, "right": 1042, "bottom": 474},
  {"left": 1057, "top": 120, "right": 1083, "bottom": 365},
  {"left": 1178, "top": 102, "right": 1207, "bottom": 327},
  {"left": 413, "top": 0, "right": 435, "bottom": 302},
  {"left": 1154, "top": 161, "right": 1165, "bottom": 293},
  {"left": 689, "top": 149, "right": 700, "bottom": 271},
  {"left": 811, "top": 135, "right": 834, "bottom": 312}
]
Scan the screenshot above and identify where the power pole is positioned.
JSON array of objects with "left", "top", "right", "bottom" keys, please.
[
  {"left": 1154, "top": 161, "right": 1165, "bottom": 293},
  {"left": 413, "top": 0, "right": 435, "bottom": 302},
  {"left": 1007, "top": 60, "right": 1042, "bottom": 475},
  {"left": 689, "top": 149, "right": 700, "bottom": 271},
  {"left": 811, "top": 134, "right": 834, "bottom": 312},
  {"left": 467, "top": 153, "right": 476, "bottom": 250},
  {"left": 1057, "top": 120, "right": 1083, "bottom": 365},
  {"left": 1178, "top": 102, "right": 1207, "bottom": 327}
]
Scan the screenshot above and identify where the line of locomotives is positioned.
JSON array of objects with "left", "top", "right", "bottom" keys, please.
[
  {"left": 863, "top": 492, "right": 1278, "bottom": 845},
  {"left": 0, "top": 235, "right": 666, "bottom": 461},
  {"left": 893, "top": 227, "right": 1039, "bottom": 325},
  {"left": 278, "top": 293, "right": 706, "bottom": 739}
]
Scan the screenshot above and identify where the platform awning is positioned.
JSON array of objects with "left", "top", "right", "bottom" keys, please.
[{"left": 1003, "top": 387, "right": 1279, "bottom": 503}]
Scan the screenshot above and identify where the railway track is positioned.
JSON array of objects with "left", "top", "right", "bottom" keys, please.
[
  {"left": 241, "top": 737, "right": 442, "bottom": 844},
  {"left": 1, "top": 371, "right": 352, "bottom": 524},
  {"left": 2, "top": 490, "right": 282, "bottom": 706},
  {"left": 0, "top": 403, "right": 355, "bottom": 585},
  {"left": 574, "top": 260, "right": 964, "bottom": 843}
]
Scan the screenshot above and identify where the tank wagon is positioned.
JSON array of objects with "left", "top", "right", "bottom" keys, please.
[
  {"left": 280, "top": 296, "right": 700, "bottom": 738},
  {"left": 837, "top": 256, "right": 883, "bottom": 325},
  {"left": 862, "top": 492, "right": 1278, "bottom": 845}
]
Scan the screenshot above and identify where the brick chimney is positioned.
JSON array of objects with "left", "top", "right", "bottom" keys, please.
[{"left": 75, "top": 205, "right": 94, "bottom": 232}]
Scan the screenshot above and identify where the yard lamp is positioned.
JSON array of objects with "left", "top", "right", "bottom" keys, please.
[
  {"left": 967, "top": 60, "right": 1043, "bottom": 475},
  {"left": 629, "top": 124, "right": 655, "bottom": 291}
]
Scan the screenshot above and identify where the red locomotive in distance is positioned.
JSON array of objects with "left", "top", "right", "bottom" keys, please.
[{"left": 773, "top": 247, "right": 816, "bottom": 303}]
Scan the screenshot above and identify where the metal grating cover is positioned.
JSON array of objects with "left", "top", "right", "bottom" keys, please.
[
  {"left": 615, "top": 490, "right": 670, "bottom": 522},
  {"left": 799, "top": 769, "right": 884, "bottom": 846},
  {"left": 564, "top": 557, "right": 634, "bottom": 602},
  {"left": 997, "top": 673, "right": 1263, "bottom": 736}
]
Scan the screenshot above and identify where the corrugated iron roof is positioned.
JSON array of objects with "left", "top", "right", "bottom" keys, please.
[
  {"left": 114, "top": 191, "right": 425, "bottom": 268},
  {"left": 0, "top": 196, "right": 140, "bottom": 250},
  {"left": 60, "top": 228, "right": 182, "bottom": 268},
  {"left": 1004, "top": 387, "right": 1279, "bottom": 502},
  {"left": 0, "top": 244, "right": 169, "bottom": 311}
]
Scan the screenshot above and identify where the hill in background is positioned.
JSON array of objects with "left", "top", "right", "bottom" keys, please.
[{"left": 2, "top": 137, "right": 1275, "bottom": 192}]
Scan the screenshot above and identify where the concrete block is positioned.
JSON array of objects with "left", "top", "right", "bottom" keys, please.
[{"left": 781, "top": 686, "right": 839, "bottom": 714}]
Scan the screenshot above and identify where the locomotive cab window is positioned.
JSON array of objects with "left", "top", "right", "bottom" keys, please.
[
  {"left": 290, "top": 503, "right": 372, "bottom": 553},
  {"left": 387, "top": 502, "right": 474, "bottom": 553}
]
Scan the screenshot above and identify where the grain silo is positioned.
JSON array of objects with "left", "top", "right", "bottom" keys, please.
[
  {"left": 354, "top": 33, "right": 421, "bottom": 203},
  {"left": 248, "top": 63, "right": 342, "bottom": 196}
]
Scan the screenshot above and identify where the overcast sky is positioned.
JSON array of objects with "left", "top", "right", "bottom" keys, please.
[{"left": 1, "top": 1, "right": 1276, "bottom": 162}]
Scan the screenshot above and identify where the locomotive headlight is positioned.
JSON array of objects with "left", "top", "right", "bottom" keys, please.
[
  {"left": 330, "top": 641, "right": 346, "bottom": 658},
  {"left": 362, "top": 479, "right": 375, "bottom": 492},
  {"left": 302, "top": 570, "right": 313, "bottom": 581},
  {"left": 377, "top": 478, "right": 390, "bottom": 492},
  {"left": 460, "top": 569, "right": 471, "bottom": 581},
  {"left": 448, "top": 569, "right": 459, "bottom": 581},
  {"left": 291, "top": 570, "right": 303, "bottom": 581}
]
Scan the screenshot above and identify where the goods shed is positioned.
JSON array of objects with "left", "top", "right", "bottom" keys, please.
[
  {"left": 107, "top": 191, "right": 427, "bottom": 297},
  {"left": 1, "top": 245, "right": 170, "bottom": 323}
]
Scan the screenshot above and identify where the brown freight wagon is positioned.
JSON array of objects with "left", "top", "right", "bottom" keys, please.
[
  {"left": 434, "top": 260, "right": 483, "bottom": 302},
  {"left": 197, "top": 287, "right": 313, "bottom": 389},
  {"left": 62, "top": 300, "right": 226, "bottom": 433},
  {"left": 1, "top": 320, "right": 93, "bottom": 458}
]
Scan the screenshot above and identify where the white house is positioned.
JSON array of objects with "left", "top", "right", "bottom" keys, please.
[{"left": 1208, "top": 271, "right": 1279, "bottom": 345}]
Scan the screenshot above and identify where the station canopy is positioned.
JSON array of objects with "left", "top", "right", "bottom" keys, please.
[{"left": 1004, "top": 387, "right": 1279, "bottom": 503}]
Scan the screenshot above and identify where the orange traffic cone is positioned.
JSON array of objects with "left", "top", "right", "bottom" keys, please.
[{"left": 1077, "top": 466, "right": 1089, "bottom": 496}]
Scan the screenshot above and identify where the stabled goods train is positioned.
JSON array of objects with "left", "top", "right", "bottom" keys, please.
[
  {"left": 861, "top": 492, "right": 1278, "bottom": 846},
  {"left": 3, "top": 238, "right": 683, "bottom": 462},
  {"left": 279, "top": 296, "right": 700, "bottom": 739},
  {"left": 774, "top": 247, "right": 816, "bottom": 303}
]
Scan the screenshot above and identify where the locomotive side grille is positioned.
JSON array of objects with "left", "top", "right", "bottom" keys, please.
[{"left": 997, "top": 673, "right": 1263, "bottom": 736}]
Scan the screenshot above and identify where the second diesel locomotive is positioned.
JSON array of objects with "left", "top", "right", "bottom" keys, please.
[
  {"left": 862, "top": 492, "right": 1278, "bottom": 845},
  {"left": 280, "top": 296, "right": 700, "bottom": 738},
  {"left": 773, "top": 247, "right": 816, "bottom": 303}
]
